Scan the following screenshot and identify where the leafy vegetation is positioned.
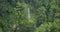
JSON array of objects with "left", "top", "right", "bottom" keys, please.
[{"left": 0, "top": 0, "right": 60, "bottom": 32}]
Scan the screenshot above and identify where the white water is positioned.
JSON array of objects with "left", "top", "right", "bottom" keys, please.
[
  {"left": 28, "top": 8, "right": 36, "bottom": 28},
  {"left": 28, "top": 8, "right": 30, "bottom": 19}
]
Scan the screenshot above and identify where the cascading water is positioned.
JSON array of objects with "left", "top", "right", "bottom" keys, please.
[
  {"left": 27, "top": 8, "right": 36, "bottom": 28},
  {"left": 28, "top": 8, "right": 30, "bottom": 19}
]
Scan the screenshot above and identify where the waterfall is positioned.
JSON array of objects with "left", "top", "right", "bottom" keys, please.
[
  {"left": 34, "top": 22, "right": 37, "bottom": 28},
  {"left": 27, "top": 8, "right": 36, "bottom": 28},
  {"left": 28, "top": 8, "right": 30, "bottom": 19}
]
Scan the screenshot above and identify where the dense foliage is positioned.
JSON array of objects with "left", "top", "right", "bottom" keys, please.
[{"left": 0, "top": 0, "right": 60, "bottom": 32}]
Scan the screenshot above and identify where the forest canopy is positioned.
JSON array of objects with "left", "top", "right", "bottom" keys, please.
[{"left": 0, "top": 0, "right": 60, "bottom": 32}]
